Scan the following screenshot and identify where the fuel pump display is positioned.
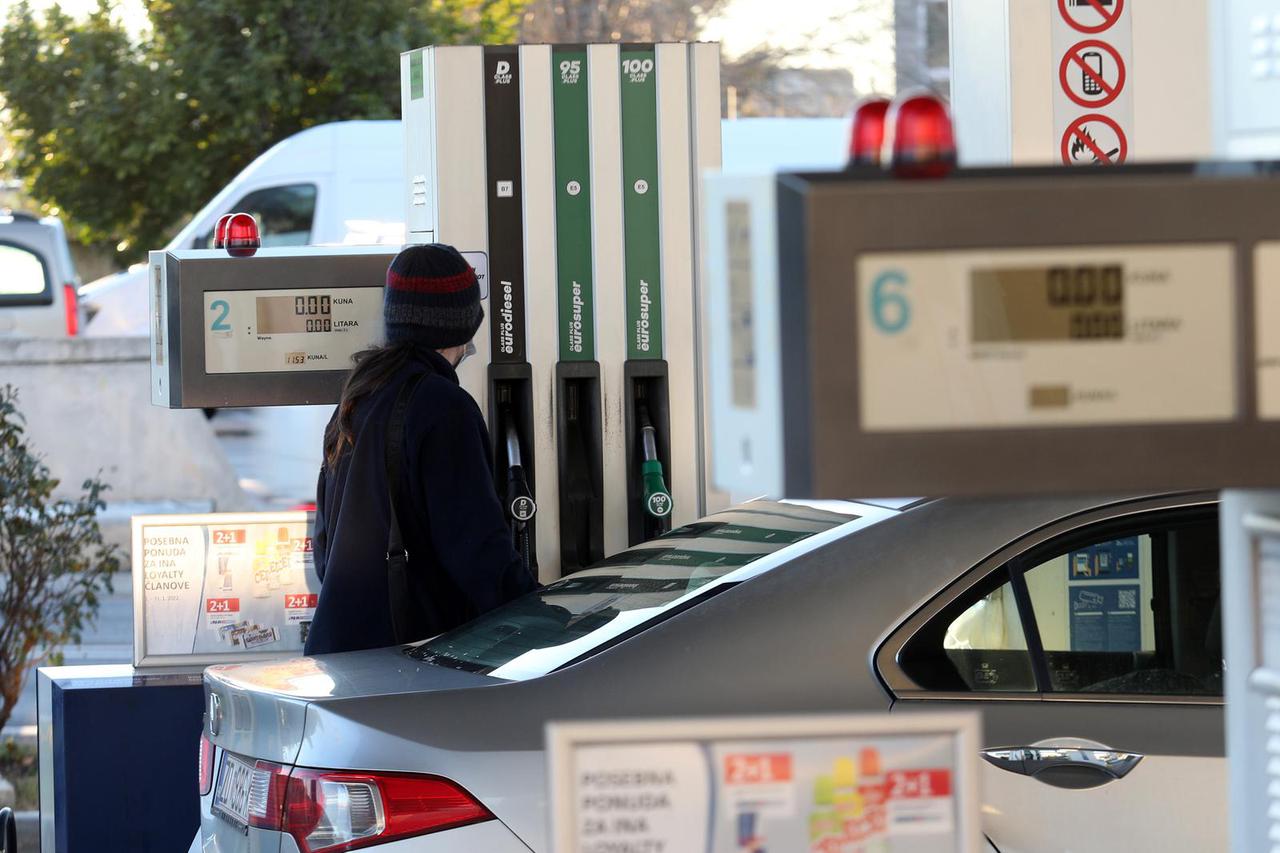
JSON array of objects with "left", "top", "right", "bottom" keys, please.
[
  {"left": 858, "top": 244, "right": 1233, "bottom": 432},
  {"left": 706, "top": 163, "right": 1280, "bottom": 498},
  {"left": 204, "top": 286, "right": 383, "bottom": 374},
  {"left": 150, "top": 246, "right": 395, "bottom": 408}
]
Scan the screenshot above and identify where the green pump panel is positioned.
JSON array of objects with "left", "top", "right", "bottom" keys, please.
[
  {"left": 552, "top": 46, "right": 596, "bottom": 363},
  {"left": 620, "top": 46, "right": 664, "bottom": 362}
]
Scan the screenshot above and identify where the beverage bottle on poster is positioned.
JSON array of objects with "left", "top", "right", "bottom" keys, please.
[{"left": 252, "top": 535, "right": 271, "bottom": 598}]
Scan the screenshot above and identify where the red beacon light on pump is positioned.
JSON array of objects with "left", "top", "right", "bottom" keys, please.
[
  {"left": 212, "top": 213, "right": 234, "bottom": 249},
  {"left": 848, "top": 97, "right": 891, "bottom": 166},
  {"left": 883, "top": 91, "right": 956, "bottom": 179},
  {"left": 224, "top": 212, "right": 260, "bottom": 258}
]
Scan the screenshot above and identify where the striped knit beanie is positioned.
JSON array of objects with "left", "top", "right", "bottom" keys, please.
[{"left": 383, "top": 244, "right": 483, "bottom": 349}]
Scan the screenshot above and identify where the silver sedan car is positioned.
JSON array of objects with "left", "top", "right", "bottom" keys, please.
[{"left": 194, "top": 492, "right": 1223, "bottom": 852}]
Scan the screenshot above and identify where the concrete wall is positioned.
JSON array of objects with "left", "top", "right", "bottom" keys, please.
[{"left": 0, "top": 337, "right": 254, "bottom": 549}]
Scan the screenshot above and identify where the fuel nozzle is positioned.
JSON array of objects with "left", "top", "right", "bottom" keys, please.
[
  {"left": 505, "top": 417, "right": 535, "bottom": 523},
  {"left": 502, "top": 403, "right": 536, "bottom": 580},
  {"left": 638, "top": 404, "right": 673, "bottom": 523}
]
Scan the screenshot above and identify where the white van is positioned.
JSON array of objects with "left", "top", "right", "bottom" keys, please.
[
  {"left": 81, "top": 115, "right": 851, "bottom": 337},
  {"left": 81, "top": 120, "right": 404, "bottom": 336}
]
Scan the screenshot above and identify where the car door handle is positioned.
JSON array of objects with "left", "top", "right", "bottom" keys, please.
[{"left": 981, "top": 742, "right": 1143, "bottom": 790}]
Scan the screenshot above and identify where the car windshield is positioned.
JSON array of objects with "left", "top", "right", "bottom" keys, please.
[{"left": 410, "top": 500, "right": 889, "bottom": 679}]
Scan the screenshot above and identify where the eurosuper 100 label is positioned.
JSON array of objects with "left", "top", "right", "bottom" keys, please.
[{"left": 857, "top": 243, "right": 1236, "bottom": 431}]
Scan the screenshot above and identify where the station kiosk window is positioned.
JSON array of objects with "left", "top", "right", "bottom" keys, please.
[{"left": 899, "top": 508, "right": 1222, "bottom": 698}]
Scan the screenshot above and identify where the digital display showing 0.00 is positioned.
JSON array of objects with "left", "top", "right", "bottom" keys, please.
[
  {"left": 971, "top": 265, "right": 1124, "bottom": 343},
  {"left": 256, "top": 294, "right": 333, "bottom": 334}
]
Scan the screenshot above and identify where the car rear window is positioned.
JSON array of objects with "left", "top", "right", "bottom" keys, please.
[
  {"left": 409, "top": 502, "right": 869, "bottom": 678},
  {"left": 0, "top": 242, "right": 52, "bottom": 305}
]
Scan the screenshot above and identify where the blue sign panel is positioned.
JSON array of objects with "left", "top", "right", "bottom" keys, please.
[
  {"left": 1069, "top": 536, "right": 1140, "bottom": 580},
  {"left": 1069, "top": 583, "right": 1141, "bottom": 651}
]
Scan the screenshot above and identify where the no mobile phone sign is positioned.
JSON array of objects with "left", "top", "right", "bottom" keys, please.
[{"left": 1059, "top": 39, "right": 1126, "bottom": 109}]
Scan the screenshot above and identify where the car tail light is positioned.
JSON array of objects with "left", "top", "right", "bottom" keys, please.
[
  {"left": 883, "top": 91, "right": 956, "bottom": 179},
  {"left": 848, "top": 97, "right": 890, "bottom": 165},
  {"left": 198, "top": 734, "right": 215, "bottom": 796},
  {"left": 213, "top": 213, "right": 235, "bottom": 249},
  {"left": 225, "top": 212, "right": 261, "bottom": 258},
  {"left": 63, "top": 284, "right": 79, "bottom": 336},
  {"left": 248, "top": 762, "right": 492, "bottom": 852}
]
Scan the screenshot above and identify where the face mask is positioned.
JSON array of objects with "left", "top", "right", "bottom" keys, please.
[{"left": 454, "top": 341, "right": 476, "bottom": 368}]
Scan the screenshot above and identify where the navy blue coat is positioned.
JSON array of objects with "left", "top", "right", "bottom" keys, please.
[{"left": 306, "top": 350, "right": 536, "bottom": 655}]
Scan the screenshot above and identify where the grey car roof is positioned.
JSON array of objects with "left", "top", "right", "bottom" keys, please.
[{"left": 303, "top": 491, "right": 1193, "bottom": 752}]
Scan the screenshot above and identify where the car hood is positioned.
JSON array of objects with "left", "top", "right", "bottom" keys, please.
[{"left": 203, "top": 646, "right": 497, "bottom": 763}]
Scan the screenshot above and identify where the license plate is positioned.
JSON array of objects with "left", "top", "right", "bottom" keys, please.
[{"left": 212, "top": 752, "right": 255, "bottom": 829}]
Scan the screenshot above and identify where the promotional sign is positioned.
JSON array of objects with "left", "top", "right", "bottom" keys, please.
[
  {"left": 1052, "top": 0, "right": 1133, "bottom": 165},
  {"left": 548, "top": 713, "right": 982, "bottom": 853},
  {"left": 132, "top": 512, "right": 321, "bottom": 666}
]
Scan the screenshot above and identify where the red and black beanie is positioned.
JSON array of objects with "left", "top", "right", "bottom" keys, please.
[{"left": 384, "top": 243, "right": 483, "bottom": 349}]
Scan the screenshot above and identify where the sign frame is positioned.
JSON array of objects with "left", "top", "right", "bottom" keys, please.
[
  {"left": 547, "top": 712, "right": 983, "bottom": 853},
  {"left": 131, "top": 511, "right": 320, "bottom": 668}
]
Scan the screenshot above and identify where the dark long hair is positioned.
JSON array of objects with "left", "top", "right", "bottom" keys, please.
[{"left": 323, "top": 342, "right": 426, "bottom": 468}]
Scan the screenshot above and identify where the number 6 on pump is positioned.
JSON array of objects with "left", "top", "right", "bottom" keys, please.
[{"left": 869, "top": 270, "right": 910, "bottom": 334}]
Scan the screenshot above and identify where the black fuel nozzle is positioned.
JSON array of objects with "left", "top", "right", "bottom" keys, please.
[
  {"left": 503, "top": 411, "right": 536, "bottom": 528},
  {"left": 501, "top": 405, "right": 536, "bottom": 581},
  {"left": 637, "top": 403, "right": 673, "bottom": 527}
]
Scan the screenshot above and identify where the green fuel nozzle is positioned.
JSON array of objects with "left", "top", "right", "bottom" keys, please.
[{"left": 638, "top": 405, "right": 672, "bottom": 521}]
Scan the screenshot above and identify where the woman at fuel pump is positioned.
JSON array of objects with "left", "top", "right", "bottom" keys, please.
[{"left": 304, "top": 244, "right": 536, "bottom": 655}]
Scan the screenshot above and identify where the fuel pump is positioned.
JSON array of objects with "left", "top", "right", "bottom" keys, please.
[
  {"left": 619, "top": 44, "right": 676, "bottom": 545},
  {"left": 551, "top": 45, "right": 606, "bottom": 573},
  {"left": 481, "top": 46, "right": 540, "bottom": 579}
]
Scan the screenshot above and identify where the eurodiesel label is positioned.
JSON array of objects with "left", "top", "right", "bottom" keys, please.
[
  {"left": 552, "top": 46, "right": 596, "bottom": 361},
  {"left": 620, "top": 46, "right": 663, "bottom": 360},
  {"left": 484, "top": 46, "right": 526, "bottom": 363}
]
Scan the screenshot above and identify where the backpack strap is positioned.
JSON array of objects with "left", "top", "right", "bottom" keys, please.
[{"left": 385, "top": 371, "right": 427, "bottom": 645}]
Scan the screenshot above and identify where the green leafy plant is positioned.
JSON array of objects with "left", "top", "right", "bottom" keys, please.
[
  {"left": 0, "top": 386, "right": 118, "bottom": 733},
  {"left": 0, "top": 0, "right": 520, "bottom": 264}
]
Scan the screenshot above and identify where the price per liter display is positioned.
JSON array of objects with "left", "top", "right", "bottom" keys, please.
[
  {"left": 256, "top": 294, "right": 335, "bottom": 335},
  {"left": 971, "top": 264, "right": 1124, "bottom": 343}
]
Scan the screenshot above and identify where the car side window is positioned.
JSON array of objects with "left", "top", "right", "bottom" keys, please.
[
  {"left": 196, "top": 183, "right": 317, "bottom": 248},
  {"left": 0, "top": 242, "right": 52, "bottom": 304},
  {"left": 898, "top": 568, "right": 1037, "bottom": 693},
  {"left": 1024, "top": 515, "right": 1221, "bottom": 696}
]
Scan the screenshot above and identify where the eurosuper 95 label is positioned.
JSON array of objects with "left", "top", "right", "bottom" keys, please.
[{"left": 856, "top": 244, "right": 1237, "bottom": 431}]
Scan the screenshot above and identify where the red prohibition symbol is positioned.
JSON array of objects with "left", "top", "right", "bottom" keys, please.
[
  {"left": 1059, "top": 39, "right": 1126, "bottom": 108},
  {"left": 1058, "top": 0, "right": 1124, "bottom": 34},
  {"left": 1061, "top": 114, "right": 1128, "bottom": 166}
]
